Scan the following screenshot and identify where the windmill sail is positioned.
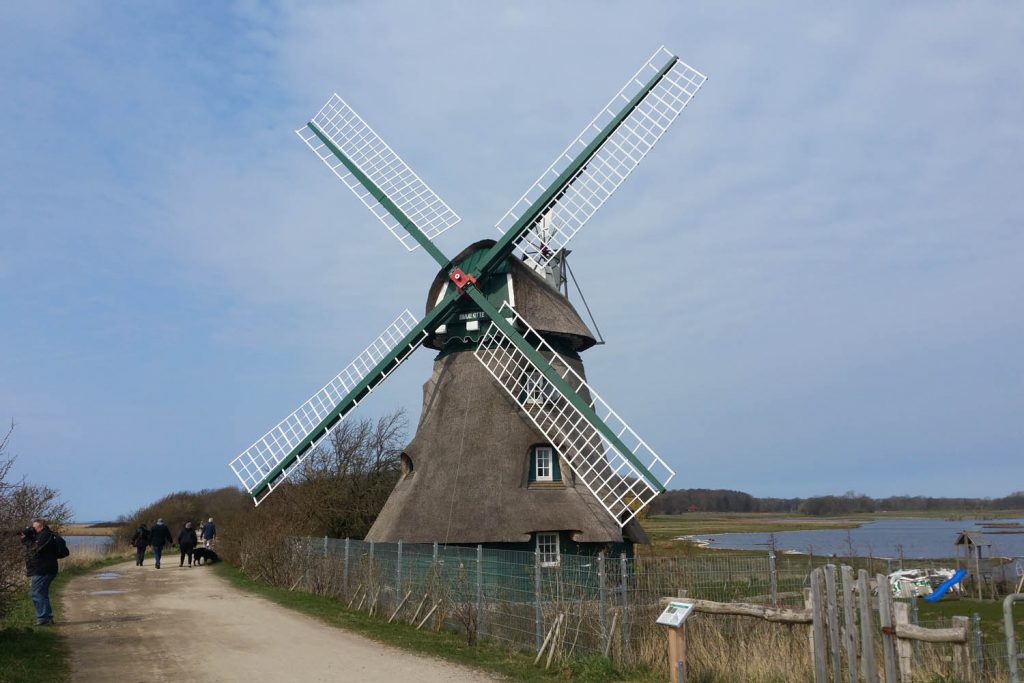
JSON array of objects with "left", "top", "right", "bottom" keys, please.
[
  {"left": 230, "top": 309, "right": 427, "bottom": 504},
  {"left": 495, "top": 46, "right": 705, "bottom": 272},
  {"left": 473, "top": 302, "right": 674, "bottom": 526},
  {"left": 297, "top": 95, "right": 461, "bottom": 252}
]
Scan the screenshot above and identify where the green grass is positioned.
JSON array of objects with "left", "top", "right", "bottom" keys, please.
[
  {"left": 214, "top": 563, "right": 661, "bottom": 682},
  {"left": 916, "top": 596, "right": 1024, "bottom": 642},
  {"left": 0, "top": 555, "right": 128, "bottom": 683}
]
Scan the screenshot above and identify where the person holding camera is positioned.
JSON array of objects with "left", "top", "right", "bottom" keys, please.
[{"left": 20, "top": 518, "right": 59, "bottom": 626}]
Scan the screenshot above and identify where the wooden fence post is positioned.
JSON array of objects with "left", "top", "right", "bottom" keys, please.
[
  {"left": 841, "top": 565, "right": 859, "bottom": 683},
  {"left": 858, "top": 569, "right": 879, "bottom": 683},
  {"left": 876, "top": 574, "right": 898, "bottom": 683},
  {"left": 951, "top": 615, "right": 972, "bottom": 681},
  {"left": 825, "top": 564, "right": 842, "bottom": 683},
  {"left": 809, "top": 568, "right": 827, "bottom": 683},
  {"left": 893, "top": 602, "right": 913, "bottom": 681}
]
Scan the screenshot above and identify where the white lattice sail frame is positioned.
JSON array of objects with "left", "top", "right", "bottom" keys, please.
[
  {"left": 496, "top": 46, "right": 705, "bottom": 271},
  {"left": 297, "top": 95, "right": 461, "bottom": 251},
  {"left": 474, "top": 303, "right": 675, "bottom": 526},
  {"left": 230, "top": 310, "right": 426, "bottom": 502}
]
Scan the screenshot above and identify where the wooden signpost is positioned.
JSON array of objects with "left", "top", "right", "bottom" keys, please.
[{"left": 657, "top": 599, "right": 696, "bottom": 683}]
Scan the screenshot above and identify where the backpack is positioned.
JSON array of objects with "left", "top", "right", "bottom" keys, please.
[{"left": 54, "top": 534, "right": 70, "bottom": 559}]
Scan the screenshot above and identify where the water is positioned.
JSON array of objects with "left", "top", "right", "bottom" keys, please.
[
  {"left": 66, "top": 535, "right": 114, "bottom": 552},
  {"left": 689, "top": 517, "right": 1024, "bottom": 559}
]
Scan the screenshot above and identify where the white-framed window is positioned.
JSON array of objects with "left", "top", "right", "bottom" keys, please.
[
  {"left": 534, "top": 446, "right": 553, "bottom": 481},
  {"left": 536, "top": 532, "right": 560, "bottom": 567},
  {"left": 523, "top": 369, "right": 557, "bottom": 405}
]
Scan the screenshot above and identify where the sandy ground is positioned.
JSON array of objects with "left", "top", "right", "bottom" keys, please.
[{"left": 60, "top": 559, "right": 497, "bottom": 682}]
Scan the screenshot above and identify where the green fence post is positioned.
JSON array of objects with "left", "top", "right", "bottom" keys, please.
[
  {"left": 476, "top": 544, "right": 484, "bottom": 642},
  {"left": 598, "top": 551, "right": 608, "bottom": 648},
  {"left": 397, "top": 540, "right": 403, "bottom": 595},
  {"left": 343, "top": 537, "right": 350, "bottom": 597},
  {"left": 535, "top": 549, "right": 543, "bottom": 653},
  {"left": 620, "top": 553, "right": 630, "bottom": 666}
]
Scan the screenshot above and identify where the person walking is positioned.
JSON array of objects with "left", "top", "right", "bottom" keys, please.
[
  {"left": 201, "top": 517, "right": 216, "bottom": 548},
  {"left": 178, "top": 522, "right": 197, "bottom": 567},
  {"left": 149, "top": 518, "right": 174, "bottom": 569},
  {"left": 130, "top": 523, "right": 151, "bottom": 566},
  {"left": 20, "top": 518, "right": 59, "bottom": 625}
]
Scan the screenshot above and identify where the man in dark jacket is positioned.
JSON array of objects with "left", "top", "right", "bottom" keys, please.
[
  {"left": 130, "top": 523, "right": 151, "bottom": 566},
  {"left": 149, "top": 518, "right": 174, "bottom": 569},
  {"left": 21, "top": 518, "right": 59, "bottom": 626}
]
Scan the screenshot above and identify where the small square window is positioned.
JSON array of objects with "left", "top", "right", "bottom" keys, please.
[
  {"left": 537, "top": 532, "right": 560, "bottom": 567},
  {"left": 534, "top": 446, "right": 553, "bottom": 481}
]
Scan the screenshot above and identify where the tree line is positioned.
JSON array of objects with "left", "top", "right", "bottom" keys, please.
[
  {"left": 116, "top": 410, "right": 407, "bottom": 585},
  {"left": 650, "top": 488, "right": 1024, "bottom": 516}
]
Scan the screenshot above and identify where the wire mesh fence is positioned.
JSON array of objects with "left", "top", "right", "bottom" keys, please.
[
  {"left": 290, "top": 538, "right": 803, "bottom": 665},
  {"left": 286, "top": 538, "right": 1023, "bottom": 678}
]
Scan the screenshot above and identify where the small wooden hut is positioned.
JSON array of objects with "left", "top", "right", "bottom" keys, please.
[{"left": 954, "top": 530, "right": 993, "bottom": 599}]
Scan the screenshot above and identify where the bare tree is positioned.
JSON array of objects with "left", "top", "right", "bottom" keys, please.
[
  {"left": 293, "top": 409, "right": 407, "bottom": 538},
  {"left": 0, "top": 421, "right": 71, "bottom": 619}
]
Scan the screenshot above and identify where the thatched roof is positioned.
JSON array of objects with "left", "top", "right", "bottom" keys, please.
[
  {"left": 366, "top": 349, "right": 648, "bottom": 545},
  {"left": 423, "top": 240, "right": 596, "bottom": 352}
]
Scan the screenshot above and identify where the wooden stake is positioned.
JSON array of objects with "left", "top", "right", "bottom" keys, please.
[
  {"left": 604, "top": 611, "right": 618, "bottom": 658},
  {"left": 410, "top": 593, "right": 429, "bottom": 625},
  {"left": 534, "top": 613, "right": 561, "bottom": 665},
  {"left": 368, "top": 586, "right": 381, "bottom": 617},
  {"left": 389, "top": 590, "right": 412, "bottom": 624},
  {"left": 347, "top": 583, "right": 363, "bottom": 609},
  {"left": 545, "top": 613, "right": 564, "bottom": 669},
  {"left": 416, "top": 600, "right": 441, "bottom": 631}
]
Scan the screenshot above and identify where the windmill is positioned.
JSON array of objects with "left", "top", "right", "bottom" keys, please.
[{"left": 230, "top": 46, "right": 706, "bottom": 556}]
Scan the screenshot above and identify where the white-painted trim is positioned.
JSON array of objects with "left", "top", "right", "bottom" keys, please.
[
  {"left": 534, "top": 446, "right": 554, "bottom": 481},
  {"left": 536, "top": 532, "right": 560, "bottom": 567}
]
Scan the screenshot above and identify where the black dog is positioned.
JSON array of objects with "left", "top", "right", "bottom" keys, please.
[{"left": 192, "top": 547, "right": 219, "bottom": 565}]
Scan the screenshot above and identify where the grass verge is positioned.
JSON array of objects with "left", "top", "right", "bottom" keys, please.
[
  {"left": 0, "top": 554, "right": 130, "bottom": 683},
  {"left": 214, "top": 563, "right": 660, "bottom": 682}
]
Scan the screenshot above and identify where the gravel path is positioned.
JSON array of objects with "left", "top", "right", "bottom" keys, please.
[{"left": 60, "top": 559, "right": 495, "bottom": 682}]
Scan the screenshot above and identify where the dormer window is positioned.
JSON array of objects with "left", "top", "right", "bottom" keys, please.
[
  {"left": 535, "top": 446, "right": 553, "bottom": 481},
  {"left": 528, "top": 445, "right": 561, "bottom": 484}
]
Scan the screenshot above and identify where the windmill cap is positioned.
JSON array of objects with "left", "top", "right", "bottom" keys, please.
[{"left": 424, "top": 240, "right": 596, "bottom": 352}]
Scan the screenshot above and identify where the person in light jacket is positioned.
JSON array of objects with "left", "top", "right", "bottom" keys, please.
[{"left": 201, "top": 517, "right": 216, "bottom": 548}]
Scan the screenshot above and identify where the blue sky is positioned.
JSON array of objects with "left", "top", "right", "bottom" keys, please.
[{"left": 1, "top": 3, "right": 1021, "bottom": 521}]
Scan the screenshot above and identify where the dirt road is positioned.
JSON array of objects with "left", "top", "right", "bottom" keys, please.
[{"left": 60, "top": 559, "right": 495, "bottom": 682}]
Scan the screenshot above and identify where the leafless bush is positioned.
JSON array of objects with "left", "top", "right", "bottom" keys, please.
[{"left": 0, "top": 421, "right": 72, "bottom": 619}]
